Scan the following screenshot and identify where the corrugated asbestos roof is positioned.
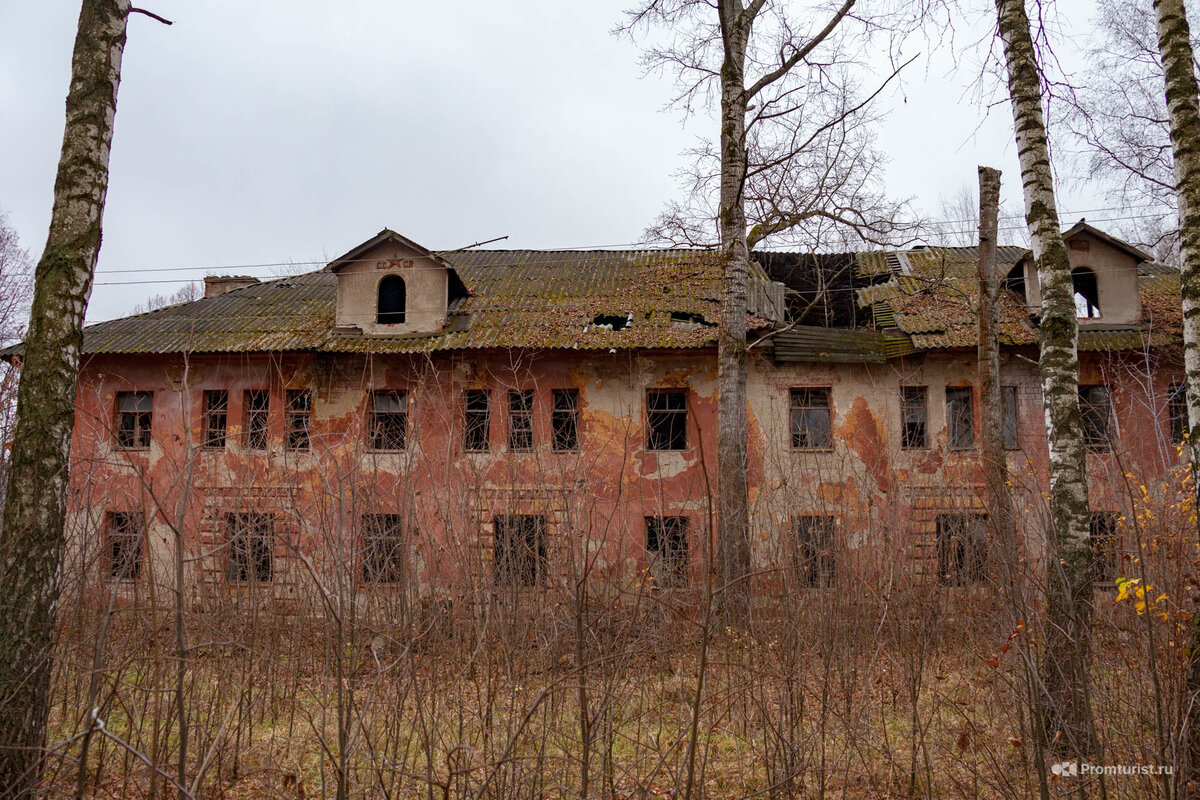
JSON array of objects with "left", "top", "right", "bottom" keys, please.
[
  {"left": 854, "top": 245, "right": 1183, "bottom": 352},
  {"left": 1, "top": 238, "right": 1182, "bottom": 360}
]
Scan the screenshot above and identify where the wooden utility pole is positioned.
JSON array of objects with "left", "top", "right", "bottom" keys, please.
[{"left": 976, "top": 166, "right": 1017, "bottom": 577}]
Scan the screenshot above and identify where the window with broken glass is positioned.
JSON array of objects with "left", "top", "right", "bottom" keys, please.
[
  {"left": 493, "top": 514, "right": 547, "bottom": 587},
  {"left": 790, "top": 388, "right": 832, "bottom": 449},
  {"left": 646, "top": 389, "right": 687, "bottom": 451},
  {"left": 793, "top": 515, "right": 836, "bottom": 588},
  {"left": 369, "top": 390, "right": 408, "bottom": 451},
  {"left": 227, "top": 512, "right": 274, "bottom": 582},
  {"left": 551, "top": 389, "right": 579, "bottom": 451},
  {"left": 115, "top": 391, "right": 153, "bottom": 449},
  {"left": 945, "top": 387, "right": 975, "bottom": 450},
  {"left": 244, "top": 389, "right": 269, "bottom": 450},
  {"left": 508, "top": 389, "right": 534, "bottom": 451},
  {"left": 286, "top": 389, "right": 311, "bottom": 451},
  {"left": 361, "top": 513, "right": 405, "bottom": 583},
  {"left": 464, "top": 390, "right": 490, "bottom": 452},
  {"left": 936, "top": 513, "right": 987, "bottom": 586},
  {"left": 203, "top": 390, "right": 228, "bottom": 449},
  {"left": 645, "top": 516, "right": 689, "bottom": 587},
  {"left": 900, "top": 386, "right": 927, "bottom": 449},
  {"left": 106, "top": 511, "right": 144, "bottom": 581}
]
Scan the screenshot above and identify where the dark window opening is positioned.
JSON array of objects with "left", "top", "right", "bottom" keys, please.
[
  {"left": 901, "top": 386, "right": 927, "bottom": 449},
  {"left": 244, "top": 390, "right": 269, "bottom": 450},
  {"left": 1169, "top": 384, "right": 1188, "bottom": 445},
  {"left": 669, "top": 311, "right": 713, "bottom": 328},
  {"left": 646, "top": 516, "right": 689, "bottom": 587},
  {"left": 464, "top": 390, "right": 490, "bottom": 452},
  {"left": 793, "top": 515, "right": 836, "bottom": 588},
  {"left": 203, "top": 390, "right": 228, "bottom": 449},
  {"left": 592, "top": 313, "right": 630, "bottom": 331},
  {"left": 361, "top": 514, "right": 405, "bottom": 583},
  {"left": 946, "top": 387, "right": 975, "bottom": 450},
  {"left": 1003, "top": 386, "right": 1020, "bottom": 449},
  {"left": 115, "top": 391, "right": 153, "bottom": 449},
  {"left": 790, "top": 388, "right": 832, "bottom": 449},
  {"left": 1090, "top": 512, "right": 1120, "bottom": 585},
  {"left": 369, "top": 390, "right": 408, "bottom": 451},
  {"left": 1003, "top": 263, "right": 1026, "bottom": 303},
  {"left": 508, "top": 389, "right": 534, "bottom": 451},
  {"left": 1072, "top": 267, "right": 1101, "bottom": 319},
  {"left": 494, "top": 514, "right": 546, "bottom": 587},
  {"left": 377, "top": 275, "right": 407, "bottom": 324},
  {"left": 647, "top": 389, "right": 688, "bottom": 451},
  {"left": 286, "top": 390, "right": 311, "bottom": 451},
  {"left": 106, "top": 512, "right": 144, "bottom": 581},
  {"left": 551, "top": 389, "right": 579, "bottom": 451},
  {"left": 227, "top": 512, "right": 273, "bottom": 582},
  {"left": 936, "top": 514, "right": 987, "bottom": 586},
  {"left": 1080, "top": 385, "right": 1112, "bottom": 451}
]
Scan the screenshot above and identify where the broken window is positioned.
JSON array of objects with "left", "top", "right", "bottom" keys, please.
[
  {"left": 790, "top": 388, "right": 832, "bottom": 449},
  {"left": 646, "top": 516, "right": 689, "bottom": 587},
  {"left": 508, "top": 389, "right": 534, "bottom": 451},
  {"left": 1072, "top": 267, "right": 1101, "bottom": 319},
  {"left": 226, "top": 512, "right": 273, "bottom": 582},
  {"left": 1168, "top": 383, "right": 1188, "bottom": 445},
  {"left": 202, "top": 390, "right": 228, "bottom": 449},
  {"left": 1003, "top": 386, "right": 1020, "bottom": 449},
  {"left": 551, "top": 389, "right": 579, "bottom": 451},
  {"left": 646, "top": 389, "right": 688, "bottom": 451},
  {"left": 493, "top": 514, "right": 546, "bottom": 587},
  {"left": 900, "top": 386, "right": 927, "bottom": 449},
  {"left": 115, "top": 391, "right": 153, "bottom": 450},
  {"left": 244, "top": 390, "right": 269, "bottom": 450},
  {"left": 377, "top": 274, "right": 406, "bottom": 324},
  {"left": 945, "top": 387, "right": 975, "bottom": 450},
  {"left": 1090, "top": 511, "right": 1120, "bottom": 585},
  {"left": 369, "top": 390, "right": 408, "bottom": 451},
  {"left": 936, "top": 513, "right": 987, "bottom": 586},
  {"left": 105, "top": 511, "right": 144, "bottom": 581},
  {"left": 793, "top": 515, "right": 836, "bottom": 588},
  {"left": 464, "top": 390, "right": 490, "bottom": 452},
  {"left": 361, "top": 513, "right": 405, "bottom": 583},
  {"left": 1079, "top": 385, "right": 1112, "bottom": 451},
  {"left": 286, "top": 389, "right": 311, "bottom": 451}
]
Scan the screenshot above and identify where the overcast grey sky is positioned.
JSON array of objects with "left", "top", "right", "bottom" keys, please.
[{"left": 0, "top": 0, "right": 1124, "bottom": 323}]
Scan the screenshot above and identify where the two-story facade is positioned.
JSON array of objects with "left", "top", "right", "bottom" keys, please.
[{"left": 14, "top": 223, "right": 1186, "bottom": 602}]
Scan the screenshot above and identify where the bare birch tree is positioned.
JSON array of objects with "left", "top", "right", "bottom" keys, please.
[
  {"left": 1150, "top": 0, "right": 1200, "bottom": 789},
  {"left": 624, "top": 0, "right": 915, "bottom": 613},
  {"left": 993, "top": 0, "right": 1097, "bottom": 759},
  {"left": 0, "top": 1, "right": 137, "bottom": 794}
]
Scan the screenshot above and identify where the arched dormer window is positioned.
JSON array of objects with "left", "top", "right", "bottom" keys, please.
[
  {"left": 377, "top": 275, "right": 406, "bottom": 324},
  {"left": 1071, "top": 267, "right": 1100, "bottom": 319}
]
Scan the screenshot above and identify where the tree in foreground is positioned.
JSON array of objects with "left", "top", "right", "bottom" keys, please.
[
  {"left": 993, "top": 0, "right": 1097, "bottom": 758},
  {"left": 1151, "top": 0, "right": 1200, "bottom": 789},
  {"left": 623, "top": 0, "right": 913, "bottom": 614},
  {"left": 0, "top": 1, "right": 134, "bottom": 794}
]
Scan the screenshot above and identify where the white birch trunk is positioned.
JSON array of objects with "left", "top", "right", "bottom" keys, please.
[
  {"left": 0, "top": 1, "right": 131, "bottom": 794},
  {"left": 994, "top": 0, "right": 1096, "bottom": 759}
]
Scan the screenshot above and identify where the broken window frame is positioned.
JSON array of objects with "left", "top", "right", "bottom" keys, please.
[
  {"left": 646, "top": 389, "right": 688, "bottom": 451},
  {"left": 368, "top": 390, "right": 408, "bottom": 452},
  {"left": 1002, "top": 385, "right": 1020, "bottom": 450},
  {"left": 244, "top": 389, "right": 270, "bottom": 450},
  {"left": 645, "top": 516, "right": 689, "bottom": 588},
  {"left": 935, "top": 513, "right": 987, "bottom": 586},
  {"left": 1090, "top": 511, "right": 1120, "bottom": 585},
  {"left": 202, "top": 389, "right": 228, "bottom": 450},
  {"left": 1071, "top": 266, "right": 1101, "bottom": 319},
  {"left": 105, "top": 511, "right": 144, "bottom": 581},
  {"left": 790, "top": 388, "right": 833, "bottom": 450},
  {"left": 493, "top": 514, "right": 547, "bottom": 587},
  {"left": 115, "top": 391, "right": 153, "bottom": 450},
  {"left": 226, "top": 512, "right": 274, "bottom": 583},
  {"left": 361, "top": 513, "right": 406, "bottom": 583},
  {"left": 1168, "top": 383, "right": 1188, "bottom": 446},
  {"left": 551, "top": 389, "right": 579, "bottom": 452},
  {"left": 1079, "top": 385, "right": 1113, "bottom": 452},
  {"left": 285, "top": 389, "right": 312, "bottom": 451},
  {"left": 793, "top": 515, "right": 837, "bottom": 588},
  {"left": 508, "top": 389, "right": 534, "bottom": 451},
  {"left": 900, "top": 386, "right": 928, "bottom": 449},
  {"left": 945, "top": 386, "right": 975, "bottom": 450},
  {"left": 464, "top": 389, "right": 491, "bottom": 452}
]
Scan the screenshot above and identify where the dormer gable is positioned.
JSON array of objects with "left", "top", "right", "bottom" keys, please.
[
  {"left": 329, "top": 229, "right": 469, "bottom": 336},
  {"left": 1007, "top": 221, "right": 1150, "bottom": 327}
]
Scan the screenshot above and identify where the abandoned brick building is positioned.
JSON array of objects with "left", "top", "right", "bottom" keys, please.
[{"left": 15, "top": 222, "right": 1188, "bottom": 598}]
